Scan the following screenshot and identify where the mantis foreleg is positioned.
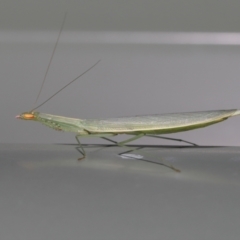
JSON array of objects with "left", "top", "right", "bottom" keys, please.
[{"left": 75, "top": 135, "right": 86, "bottom": 160}]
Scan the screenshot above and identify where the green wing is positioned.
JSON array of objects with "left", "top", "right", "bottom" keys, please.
[{"left": 81, "top": 109, "right": 240, "bottom": 134}]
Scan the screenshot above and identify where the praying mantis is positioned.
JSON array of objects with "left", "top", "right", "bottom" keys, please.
[{"left": 16, "top": 13, "right": 240, "bottom": 171}]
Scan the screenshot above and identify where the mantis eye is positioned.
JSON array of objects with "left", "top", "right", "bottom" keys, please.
[
  {"left": 16, "top": 112, "right": 36, "bottom": 120},
  {"left": 23, "top": 113, "right": 35, "bottom": 119}
]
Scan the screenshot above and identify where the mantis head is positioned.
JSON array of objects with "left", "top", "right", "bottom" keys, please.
[{"left": 16, "top": 112, "right": 38, "bottom": 120}]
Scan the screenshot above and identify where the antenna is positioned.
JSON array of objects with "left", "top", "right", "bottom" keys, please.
[
  {"left": 30, "top": 60, "right": 101, "bottom": 111},
  {"left": 34, "top": 12, "right": 67, "bottom": 107}
]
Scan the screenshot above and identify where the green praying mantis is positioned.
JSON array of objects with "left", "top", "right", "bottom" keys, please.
[{"left": 16, "top": 14, "right": 240, "bottom": 171}]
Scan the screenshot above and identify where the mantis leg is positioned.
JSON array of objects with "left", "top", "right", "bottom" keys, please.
[
  {"left": 101, "top": 134, "right": 146, "bottom": 157},
  {"left": 100, "top": 134, "right": 144, "bottom": 154},
  {"left": 102, "top": 133, "right": 151, "bottom": 157},
  {"left": 117, "top": 133, "right": 146, "bottom": 146},
  {"left": 101, "top": 137, "right": 145, "bottom": 156},
  {"left": 75, "top": 133, "right": 117, "bottom": 160},
  {"left": 75, "top": 135, "right": 86, "bottom": 160},
  {"left": 76, "top": 133, "right": 180, "bottom": 172},
  {"left": 101, "top": 133, "right": 146, "bottom": 155},
  {"left": 101, "top": 133, "right": 145, "bottom": 147},
  {"left": 101, "top": 134, "right": 180, "bottom": 172},
  {"left": 146, "top": 135, "right": 198, "bottom": 146},
  {"left": 101, "top": 133, "right": 150, "bottom": 158}
]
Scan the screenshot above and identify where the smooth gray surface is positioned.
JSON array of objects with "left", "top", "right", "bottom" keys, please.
[{"left": 1, "top": 144, "right": 240, "bottom": 240}]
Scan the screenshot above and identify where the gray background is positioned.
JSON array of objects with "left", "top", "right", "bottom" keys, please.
[{"left": 1, "top": 0, "right": 240, "bottom": 146}]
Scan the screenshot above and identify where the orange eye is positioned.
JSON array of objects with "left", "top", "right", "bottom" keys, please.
[{"left": 22, "top": 113, "right": 35, "bottom": 120}]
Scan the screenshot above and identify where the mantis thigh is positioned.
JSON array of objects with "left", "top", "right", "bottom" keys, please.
[{"left": 75, "top": 133, "right": 117, "bottom": 158}]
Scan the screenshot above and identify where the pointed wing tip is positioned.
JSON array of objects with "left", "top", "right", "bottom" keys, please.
[{"left": 232, "top": 110, "right": 240, "bottom": 116}]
